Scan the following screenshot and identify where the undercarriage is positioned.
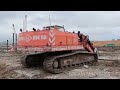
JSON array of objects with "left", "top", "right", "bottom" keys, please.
[{"left": 21, "top": 51, "right": 98, "bottom": 74}]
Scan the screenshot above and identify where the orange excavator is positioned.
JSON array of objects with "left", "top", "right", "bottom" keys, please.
[{"left": 17, "top": 25, "right": 98, "bottom": 74}]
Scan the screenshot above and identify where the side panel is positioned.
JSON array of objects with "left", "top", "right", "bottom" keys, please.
[
  {"left": 17, "top": 29, "right": 85, "bottom": 54},
  {"left": 65, "top": 32, "right": 80, "bottom": 46},
  {"left": 18, "top": 30, "right": 49, "bottom": 47},
  {"left": 66, "top": 32, "right": 73, "bottom": 46},
  {"left": 72, "top": 33, "right": 79, "bottom": 45},
  {"left": 48, "top": 29, "right": 67, "bottom": 46}
]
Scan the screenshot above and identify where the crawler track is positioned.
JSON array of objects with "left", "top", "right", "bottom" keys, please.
[
  {"left": 43, "top": 52, "right": 97, "bottom": 74},
  {"left": 21, "top": 51, "right": 98, "bottom": 74}
]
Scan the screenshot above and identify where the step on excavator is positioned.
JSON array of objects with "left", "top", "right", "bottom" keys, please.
[{"left": 17, "top": 25, "right": 98, "bottom": 74}]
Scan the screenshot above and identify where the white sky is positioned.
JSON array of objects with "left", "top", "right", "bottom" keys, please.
[{"left": 0, "top": 11, "right": 120, "bottom": 42}]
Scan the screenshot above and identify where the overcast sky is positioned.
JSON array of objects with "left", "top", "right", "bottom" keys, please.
[{"left": 0, "top": 11, "right": 120, "bottom": 43}]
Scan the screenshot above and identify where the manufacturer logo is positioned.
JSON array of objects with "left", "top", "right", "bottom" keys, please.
[
  {"left": 19, "top": 34, "right": 47, "bottom": 42},
  {"left": 24, "top": 35, "right": 32, "bottom": 42}
]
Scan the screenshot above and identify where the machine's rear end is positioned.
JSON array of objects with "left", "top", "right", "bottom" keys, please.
[{"left": 18, "top": 25, "right": 98, "bottom": 74}]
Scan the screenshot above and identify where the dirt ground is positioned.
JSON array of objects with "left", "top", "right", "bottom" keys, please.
[{"left": 0, "top": 50, "right": 120, "bottom": 79}]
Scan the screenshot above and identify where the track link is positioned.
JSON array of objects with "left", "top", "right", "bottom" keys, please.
[{"left": 43, "top": 56, "right": 63, "bottom": 74}]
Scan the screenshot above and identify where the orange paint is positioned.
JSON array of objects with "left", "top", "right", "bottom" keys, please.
[{"left": 18, "top": 25, "right": 94, "bottom": 53}]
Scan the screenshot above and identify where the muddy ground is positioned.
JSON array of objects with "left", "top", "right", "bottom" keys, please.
[{"left": 0, "top": 49, "right": 120, "bottom": 79}]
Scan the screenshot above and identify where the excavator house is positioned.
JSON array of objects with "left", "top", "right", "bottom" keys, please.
[{"left": 17, "top": 25, "right": 98, "bottom": 74}]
